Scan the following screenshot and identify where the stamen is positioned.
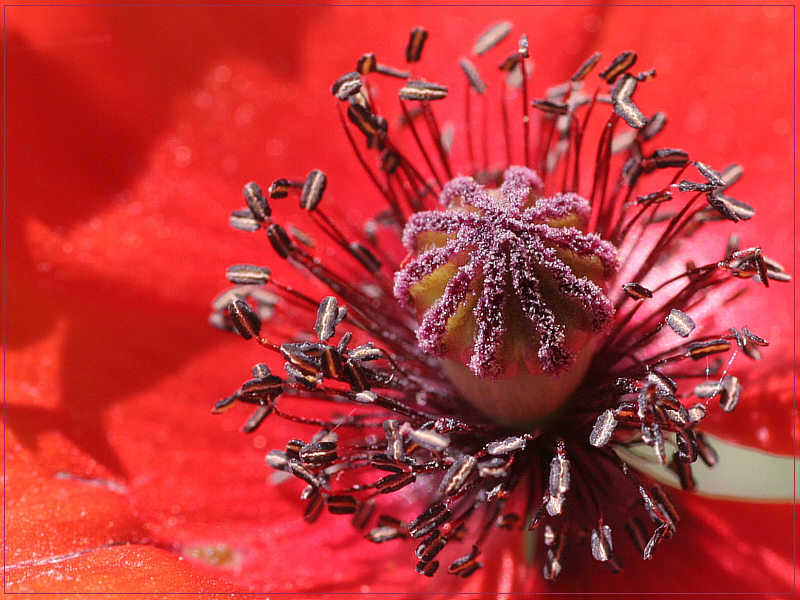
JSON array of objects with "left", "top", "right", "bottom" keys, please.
[{"left": 211, "top": 26, "right": 789, "bottom": 584}]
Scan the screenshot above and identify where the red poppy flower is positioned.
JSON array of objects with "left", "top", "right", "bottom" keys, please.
[{"left": 5, "top": 4, "right": 795, "bottom": 597}]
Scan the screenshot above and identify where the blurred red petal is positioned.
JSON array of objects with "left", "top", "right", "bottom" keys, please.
[{"left": 5, "top": 544, "right": 250, "bottom": 595}]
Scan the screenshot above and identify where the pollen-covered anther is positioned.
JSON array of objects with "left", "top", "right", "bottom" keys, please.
[{"left": 393, "top": 166, "right": 618, "bottom": 424}]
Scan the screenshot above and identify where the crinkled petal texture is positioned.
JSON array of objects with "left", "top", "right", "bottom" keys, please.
[{"left": 5, "top": 4, "right": 795, "bottom": 597}]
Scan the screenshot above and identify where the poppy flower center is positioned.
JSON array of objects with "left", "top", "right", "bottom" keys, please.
[{"left": 394, "top": 166, "right": 618, "bottom": 426}]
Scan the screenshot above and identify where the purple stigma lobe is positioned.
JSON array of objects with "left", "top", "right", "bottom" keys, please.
[{"left": 394, "top": 166, "right": 619, "bottom": 378}]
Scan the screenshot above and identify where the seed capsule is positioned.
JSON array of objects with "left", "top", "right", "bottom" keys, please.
[
  {"left": 600, "top": 50, "right": 637, "bottom": 83},
  {"left": 730, "top": 327, "right": 749, "bottom": 352},
  {"left": 243, "top": 181, "right": 271, "bottom": 221},
  {"left": 664, "top": 404, "right": 690, "bottom": 428},
  {"left": 473, "top": 21, "right": 512, "bottom": 55},
  {"left": 337, "top": 331, "right": 352, "bottom": 352},
  {"left": 439, "top": 455, "right": 477, "bottom": 497},
  {"left": 635, "top": 67, "right": 656, "bottom": 81},
  {"left": 399, "top": 80, "right": 448, "bottom": 102},
  {"left": 406, "top": 27, "right": 428, "bottom": 63},
  {"left": 589, "top": 409, "right": 618, "bottom": 447},
  {"left": 226, "top": 264, "right": 271, "bottom": 285},
  {"left": 227, "top": 298, "right": 261, "bottom": 340},
  {"left": 666, "top": 308, "right": 695, "bottom": 337}
]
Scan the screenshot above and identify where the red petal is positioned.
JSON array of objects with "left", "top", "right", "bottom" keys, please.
[
  {"left": 7, "top": 5, "right": 794, "bottom": 596},
  {"left": 5, "top": 544, "right": 249, "bottom": 595}
]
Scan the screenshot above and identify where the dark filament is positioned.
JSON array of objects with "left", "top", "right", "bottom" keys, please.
[{"left": 211, "top": 22, "right": 788, "bottom": 582}]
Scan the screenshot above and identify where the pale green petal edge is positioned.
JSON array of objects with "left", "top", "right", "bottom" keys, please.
[{"left": 616, "top": 433, "right": 797, "bottom": 502}]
